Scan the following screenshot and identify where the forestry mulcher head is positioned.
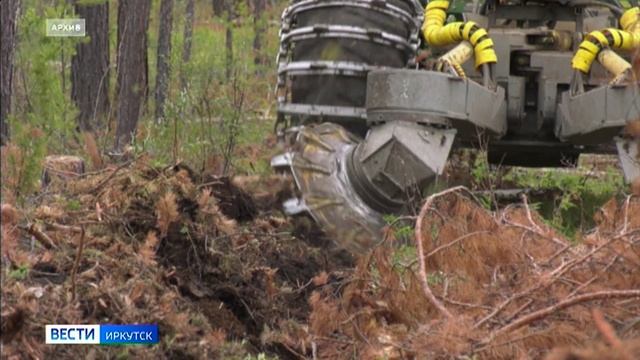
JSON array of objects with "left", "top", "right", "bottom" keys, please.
[{"left": 274, "top": 0, "right": 640, "bottom": 253}]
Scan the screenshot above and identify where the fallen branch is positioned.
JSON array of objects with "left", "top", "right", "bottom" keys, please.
[
  {"left": 487, "top": 290, "right": 640, "bottom": 341},
  {"left": 44, "top": 222, "right": 82, "bottom": 233},
  {"left": 415, "top": 187, "right": 473, "bottom": 319},
  {"left": 19, "top": 224, "right": 57, "bottom": 249}
]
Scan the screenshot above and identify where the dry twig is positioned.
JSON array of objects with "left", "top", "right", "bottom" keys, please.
[
  {"left": 70, "top": 226, "right": 86, "bottom": 302},
  {"left": 426, "top": 230, "right": 492, "bottom": 258},
  {"left": 89, "top": 155, "right": 141, "bottom": 193},
  {"left": 592, "top": 308, "right": 625, "bottom": 351}
]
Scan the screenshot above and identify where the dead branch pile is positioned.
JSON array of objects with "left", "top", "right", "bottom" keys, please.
[
  {"left": 1, "top": 158, "right": 343, "bottom": 359},
  {"left": 306, "top": 189, "right": 640, "bottom": 359}
]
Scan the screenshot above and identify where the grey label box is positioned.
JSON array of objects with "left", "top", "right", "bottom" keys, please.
[{"left": 46, "top": 19, "right": 85, "bottom": 37}]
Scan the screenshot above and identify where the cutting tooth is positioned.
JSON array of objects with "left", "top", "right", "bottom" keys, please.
[
  {"left": 282, "top": 197, "right": 309, "bottom": 216},
  {"left": 305, "top": 196, "right": 344, "bottom": 211},
  {"left": 271, "top": 152, "right": 294, "bottom": 171},
  {"left": 299, "top": 130, "right": 335, "bottom": 152},
  {"left": 292, "top": 156, "right": 332, "bottom": 175}
]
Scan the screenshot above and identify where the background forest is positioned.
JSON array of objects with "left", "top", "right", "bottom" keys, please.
[{"left": 1, "top": 0, "right": 286, "bottom": 203}]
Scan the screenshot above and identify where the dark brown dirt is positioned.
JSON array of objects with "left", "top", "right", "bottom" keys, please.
[{"left": 0, "top": 158, "right": 347, "bottom": 359}]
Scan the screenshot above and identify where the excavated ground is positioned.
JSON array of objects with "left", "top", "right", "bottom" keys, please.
[
  {"left": 1, "top": 158, "right": 352, "bottom": 359},
  {"left": 1, "top": 154, "right": 639, "bottom": 360}
]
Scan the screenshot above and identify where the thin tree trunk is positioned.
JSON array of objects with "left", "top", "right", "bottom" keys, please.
[
  {"left": 181, "top": 0, "right": 195, "bottom": 90},
  {"left": 155, "top": 0, "right": 174, "bottom": 121},
  {"left": 212, "top": 0, "right": 224, "bottom": 16},
  {"left": 71, "top": 0, "right": 109, "bottom": 132},
  {"left": 225, "top": 1, "right": 234, "bottom": 81},
  {"left": 1, "top": 0, "right": 20, "bottom": 145},
  {"left": 115, "top": 0, "right": 151, "bottom": 152},
  {"left": 252, "top": 0, "right": 266, "bottom": 68}
]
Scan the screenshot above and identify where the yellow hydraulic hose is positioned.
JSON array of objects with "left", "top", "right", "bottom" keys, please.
[
  {"left": 422, "top": 0, "right": 497, "bottom": 69},
  {"left": 598, "top": 49, "right": 632, "bottom": 78},
  {"left": 437, "top": 41, "right": 473, "bottom": 77},
  {"left": 572, "top": 7, "right": 640, "bottom": 73}
]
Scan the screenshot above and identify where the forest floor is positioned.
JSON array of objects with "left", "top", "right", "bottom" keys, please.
[{"left": 1, "top": 137, "right": 640, "bottom": 359}]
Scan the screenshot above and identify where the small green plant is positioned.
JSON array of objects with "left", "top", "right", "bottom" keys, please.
[
  {"left": 243, "top": 353, "right": 277, "bottom": 360},
  {"left": 1, "top": 124, "right": 48, "bottom": 202},
  {"left": 66, "top": 198, "right": 82, "bottom": 211},
  {"left": 383, "top": 214, "right": 415, "bottom": 246},
  {"left": 391, "top": 245, "right": 418, "bottom": 269},
  {"left": 9, "top": 264, "right": 30, "bottom": 280},
  {"left": 471, "top": 151, "right": 492, "bottom": 185},
  {"left": 469, "top": 147, "right": 625, "bottom": 238},
  {"left": 427, "top": 271, "right": 445, "bottom": 286}
]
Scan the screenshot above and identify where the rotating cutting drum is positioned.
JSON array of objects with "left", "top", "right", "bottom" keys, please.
[{"left": 276, "top": 0, "right": 423, "bottom": 136}]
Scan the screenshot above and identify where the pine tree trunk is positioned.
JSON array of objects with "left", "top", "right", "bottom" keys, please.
[
  {"left": 181, "top": 0, "right": 195, "bottom": 90},
  {"left": 155, "top": 0, "right": 174, "bottom": 121},
  {"left": 71, "top": 0, "right": 109, "bottom": 132},
  {"left": 212, "top": 0, "right": 224, "bottom": 16},
  {"left": 1, "top": 0, "right": 19, "bottom": 145},
  {"left": 252, "top": 0, "right": 266, "bottom": 68},
  {"left": 115, "top": 0, "right": 151, "bottom": 152}
]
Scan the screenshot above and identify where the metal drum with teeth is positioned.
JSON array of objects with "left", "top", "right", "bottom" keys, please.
[
  {"left": 277, "top": 0, "right": 423, "bottom": 137},
  {"left": 271, "top": 123, "right": 387, "bottom": 253}
]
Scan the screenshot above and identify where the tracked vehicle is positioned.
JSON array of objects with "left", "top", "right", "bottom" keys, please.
[{"left": 272, "top": 0, "right": 640, "bottom": 253}]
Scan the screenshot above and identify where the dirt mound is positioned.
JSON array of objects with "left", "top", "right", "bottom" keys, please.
[
  {"left": 1, "top": 158, "right": 345, "bottom": 359},
  {"left": 305, "top": 189, "right": 640, "bottom": 359}
]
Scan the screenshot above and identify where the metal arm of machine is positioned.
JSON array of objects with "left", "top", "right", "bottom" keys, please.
[{"left": 559, "top": 7, "right": 640, "bottom": 183}]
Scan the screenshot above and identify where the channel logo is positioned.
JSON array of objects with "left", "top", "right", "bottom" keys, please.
[{"left": 46, "top": 324, "right": 159, "bottom": 345}]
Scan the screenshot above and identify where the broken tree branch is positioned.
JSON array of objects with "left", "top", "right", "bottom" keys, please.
[
  {"left": 487, "top": 290, "right": 640, "bottom": 341},
  {"left": 415, "top": 187, "right": 473, "bottom": 319},
  {"left": 19, "top": 224, "right": 57, "bottom": 249}
]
